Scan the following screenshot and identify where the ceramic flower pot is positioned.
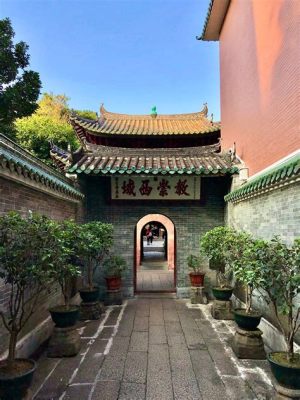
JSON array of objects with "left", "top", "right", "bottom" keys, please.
[
  {"left": 233, "top": 308, "right": 262, "bottom": 330},
  {"left": 79, "top": 287, "right": 99, "bottom": 303},
  {"left": 49, "top": 305, "right": 79, "bottom": 328},
  {"left": 212, "top": 287, "right": 233, "bottom": 301},
  {"left": 0, "top": 358, "right": 36, "bottom": 400},
  {"left": 268, "top": 352, "right": 300, "bottom": 390}
]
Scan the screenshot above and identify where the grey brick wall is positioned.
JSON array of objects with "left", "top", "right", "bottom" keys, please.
[
  {"left": 226, "top": 182, "right": 300, "bottom": 345},
  {"left": 83, "top": 175, "right": 229, "bottom": 298},
  {"left": 226, "top": 182, "right": 300, "bottom": 243}
]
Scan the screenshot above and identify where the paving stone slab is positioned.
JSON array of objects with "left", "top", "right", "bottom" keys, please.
[
  {"left": 81, "top": 318, "right": 104, "bottom": 337},
  {"left": 105, "top": 307, "right": 122, "bottom": 325},
  {"left": 64, "top": 383, "right": 92, "bottom": 399},
  {"left": 221, "top": 376, "right": 257, "bottom": 400},
  {"left": 165, "top": 321, "right": 183, "bottom": 334},
  {"left": 123, "top": 351, "right": 148, "bottom": 384},
  {"left": 241, "top": 370, "right": 275, "bottom": 399},
  {"left": 91, "top": 380, "right": 120, "bottom": 400},
  {"left": 30, "top": 356, "right": 60, "bottom": 397},
  {"left": 206, "top": 342, "right": 239, "bottom": 376},
  {"left": 129, "top": 331, "right": 148, "bottom": 352},
  {"left": 99, "top": 353, "right": 127, "bottom": 380},
  {"left": 134, "top": 316, "right": 149, "bottom": 332},
  {"left": 169, "top": 346, "right": 202, "bottom": 400},
  {"left": 99, "top": 326, "right": 115, "bottom": 339},
  {"left": 195, "top": 318, "right": 220, "bottom": 340},
  {"left": 89, "top": 338, "right": 109, "bottom": 354},
  {"left": 163, "top": 309, "right": 179, "bottom": 322},
  {"left": 147, "top": 344, "right": 173, "bottom": 400},
  {"left": 190, "top": 349, "right": 229, "bottom": 400},
  {"left": 149, "top": 324, "right": 167, "bottom": 344},
  {"left": 119, "top": 382, "right": 146, "bottom": 400},
  {"left": 109, "top": 336, "right": 130, "bottom": 356},
  {"left": 34, "top": 356, "right": 81, "bottom": 399},
  {"left": 167, "top": 332, "right": 186, "bottom": 346},
  {"left": 72, "top": 353, "right": 104, "bottom": 383}
]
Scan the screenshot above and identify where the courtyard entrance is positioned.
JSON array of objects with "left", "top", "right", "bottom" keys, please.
[{"left": 135, "top": 214, "right": 176, "bottom": 293}]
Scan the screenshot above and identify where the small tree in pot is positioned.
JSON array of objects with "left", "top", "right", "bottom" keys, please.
[
  {"left": 231, "top": 236, "right": 265, "bottom": 330},
  {"left": 48, "top": 220, "right": 81, "bottom": 328},
  {"left": 200, "top": 227, "right": 236, "bottom": 300},
  {"left": 259, "top": 237, "right": 300, "bottom": 391},
  {"left": 77, "top": 221, "right": 113, "bottom": 302},
  {"left": 0, "top": 212, "right": 66, "bottom": 399},
  {"left": 187, "top": 255, "right": 205, "bottom": 287},
  {"left": 103, "top": 255, "right": 127, "bottom": 290}
]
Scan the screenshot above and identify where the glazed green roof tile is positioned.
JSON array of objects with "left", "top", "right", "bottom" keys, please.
[
  {"left": 67, "top": 151, "right": 238, "bottom": 176},
  {"left": 0, "top": 134, "right": 84, "bottom": 200},
  {"left": 225, "top": 153, "right": 300, "bottom": 202}
]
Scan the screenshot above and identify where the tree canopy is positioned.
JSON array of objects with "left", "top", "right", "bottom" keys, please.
[
  {"left": 0, "top": 18, "right": 41, "bottom": 138},
  {"left": 15, "top": 93, "right": 97, "bottom": 163}
]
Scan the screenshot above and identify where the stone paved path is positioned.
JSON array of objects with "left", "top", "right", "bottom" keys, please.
[{"left": 31, "top": 295, "right": 276, "bottom": 400}]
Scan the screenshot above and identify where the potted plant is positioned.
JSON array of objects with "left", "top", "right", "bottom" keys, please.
[
  {"left": 103, "top": 255, "right": 127, "bottom": 290},
  {"left": 200, "top": 226, "right": 236, "bottom": 301},
  {"left": 48, "top": 220, "right": 81, "bottom": 328},
  {"left": 187, "top": 254, "right": 205, "bottom": 287},
  {"left": 231, "top": 236, "right": 265, "bottom": 330},
  {"left": 259, "top": 237, "right": 300, "bottom": 391},
  {"left": 0, "top": 212, "right": 64, "bottom": 399},
  {"left": 77, "top": 221, "right": 113, "bottom": 302}
]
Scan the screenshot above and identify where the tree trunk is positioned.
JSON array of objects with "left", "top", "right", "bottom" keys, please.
[
  {"left": 246, "top": 285, "right": 251, "bottom": 314},
  {"left": 8, "top": 330, "right": 18, "bottom": 366},
  {"left": 88, "top": 259, "right": 93, "bottom": 290}
]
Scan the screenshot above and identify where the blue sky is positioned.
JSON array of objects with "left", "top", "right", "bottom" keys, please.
[{"left": 1, "top": 0, "right": 220, "bottom": 119}]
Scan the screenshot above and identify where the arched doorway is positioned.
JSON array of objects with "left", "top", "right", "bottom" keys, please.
[{"left": 135, "top": 214, "right": 175, "bottom": 293}]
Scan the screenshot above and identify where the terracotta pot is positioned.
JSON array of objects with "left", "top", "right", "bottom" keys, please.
[
  {"left": 189, "top": 272, "right": 205, "bottom": 287},
  {"left": 106, "top": 276, "right": 122, "bottom": 290},
  {"left": 0, "top": 358, "right": 36, "bottom": 400}
]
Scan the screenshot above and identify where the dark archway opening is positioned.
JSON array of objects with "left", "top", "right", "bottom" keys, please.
[{"left": 135, "top": 214, "right": 175, "bottom": 293}]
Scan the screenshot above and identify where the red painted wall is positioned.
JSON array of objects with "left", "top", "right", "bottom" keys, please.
[{"left": 220, "top": 0, "right": 300, "bottom": 175}]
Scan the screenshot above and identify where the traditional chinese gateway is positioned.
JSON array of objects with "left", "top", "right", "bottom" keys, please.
[{"left": 50, "top": 104, "right": 239, "bottom": 297}]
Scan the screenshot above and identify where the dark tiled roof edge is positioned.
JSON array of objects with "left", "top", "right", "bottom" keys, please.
[
  {"left": 225, "top": 153, "right": 300, "bottom": 203},
  {"left": 0, "top": 133, "right": 84, "bottom": 200}
]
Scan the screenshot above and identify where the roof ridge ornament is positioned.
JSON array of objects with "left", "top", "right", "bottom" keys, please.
[
  {"left": 151, "top": 106, "right": 157, "bottom": 118},
  {"left": 200, "top": 102, "right": 208, "bottom": 117}
]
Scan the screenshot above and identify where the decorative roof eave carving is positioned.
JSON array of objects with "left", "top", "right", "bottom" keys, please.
[
  {"left": 225, "top": 153, "right": 300, "bottom": 203},
  {"left": 0, "top": 134, "right": 84, "bottom": 203}
]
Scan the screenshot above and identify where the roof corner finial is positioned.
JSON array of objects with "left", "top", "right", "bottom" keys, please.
[
  {"left": 210, "top": 113, "right": 214, "bottom": 124},
  {"left": 201, "top": 102, "right": 208, "bottom": 117},
  {"left": 151, "top": 105, "right": 157, "bottom": 118},
  {"left": 100, "top": 103, "right": 105, "bottom": 116}
]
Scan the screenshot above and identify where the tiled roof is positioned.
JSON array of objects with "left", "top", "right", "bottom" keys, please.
[
  {"left": 225, "top": 153, "right": 300, "bottom": 203},
  {"left": 197, "top": 0, "right": 231, "bottom": 41},
  {"left": 50, "top": 144, "right": 73, "bottom": 172},
  {"left": 67, "top": 144, "right": 238, "bottom": 175},
  {"left": 0, "top": 134, "right": 84, "bottom": 200},
  {"left": 70, "top": 104, "right": 220, "bottom": 140}
]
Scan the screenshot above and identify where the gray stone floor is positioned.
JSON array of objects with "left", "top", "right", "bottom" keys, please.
[
  {"left": 137, "top": 261, "right": 174, "bottom": 291},
  {"left": 31, "top": 295, "right": 276, "bottom": 400}
]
